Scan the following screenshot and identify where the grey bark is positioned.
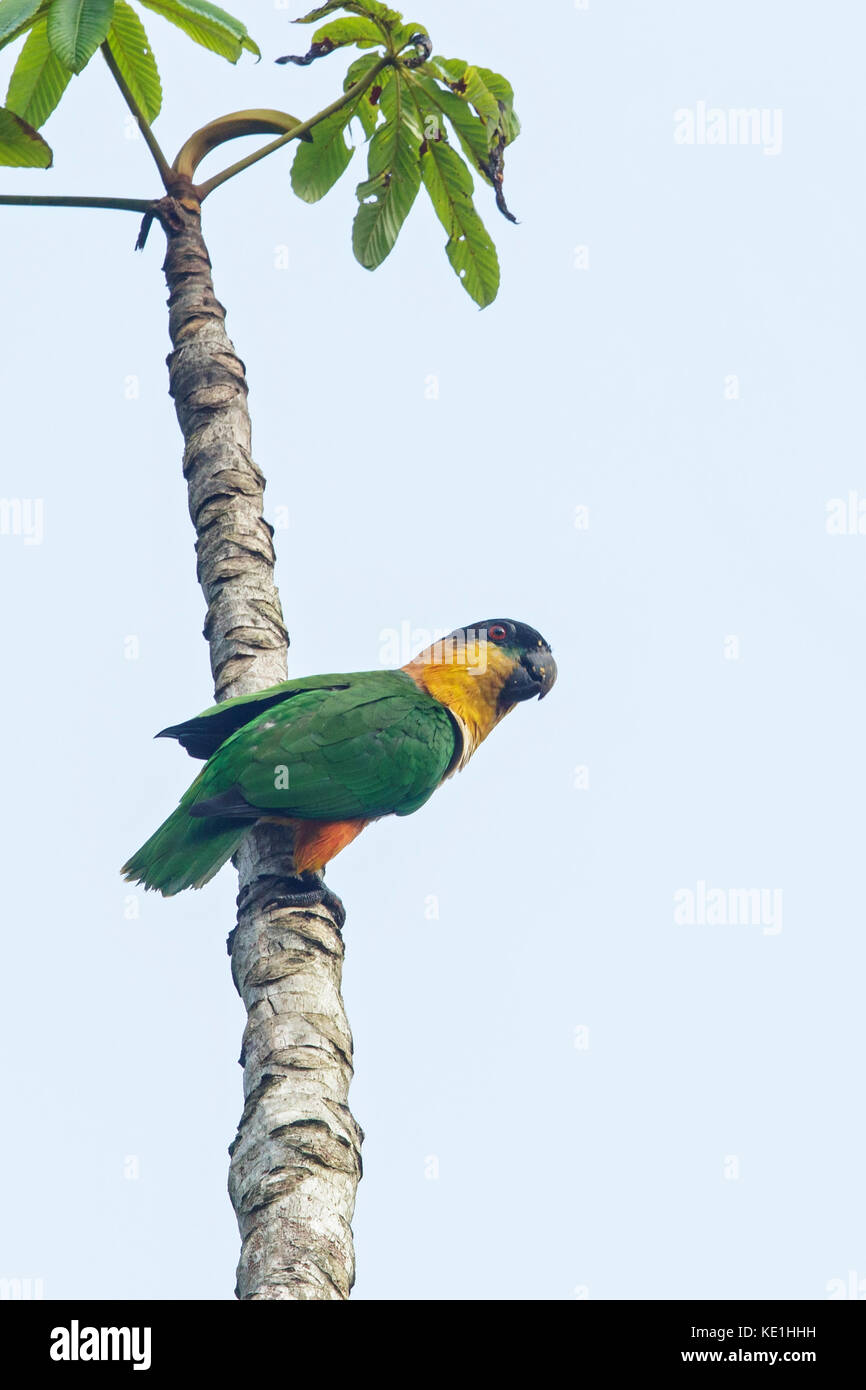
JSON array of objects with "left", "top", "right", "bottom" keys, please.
[{"left": 160, "top": 196, "right": 363, "bottom": 1299}]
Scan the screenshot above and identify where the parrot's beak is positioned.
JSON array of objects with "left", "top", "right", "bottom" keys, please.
[
  {"left": 523, "top": 645, "right": 557, "bottom": 699},
  {"left": 497, "top": 644, "right": 557, "bottom": 709}
]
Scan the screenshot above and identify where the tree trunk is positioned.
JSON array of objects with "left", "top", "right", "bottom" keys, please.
[{"left": 160, "top": 195, "right": 363, "bottom": 1300}]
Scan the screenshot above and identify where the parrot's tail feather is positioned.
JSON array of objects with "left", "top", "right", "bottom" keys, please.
[{"left": 122, "top": 778, "right": 250, "bottom": 896}]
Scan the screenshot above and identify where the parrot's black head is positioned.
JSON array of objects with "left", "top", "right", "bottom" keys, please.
[
  {"left": 403, "top": 619, "right": 556, "bottom": 756},
  {"left": 453, "top": 618, "right": 557, "bottom": 708}
]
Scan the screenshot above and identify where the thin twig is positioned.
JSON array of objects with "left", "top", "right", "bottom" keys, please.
[{"left": 0, "top": 194, "right": 153, "bottom": 213}]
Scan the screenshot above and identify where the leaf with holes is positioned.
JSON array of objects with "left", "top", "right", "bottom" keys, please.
[
  {"left": 136, "top": 0, "right": 258, "bottom": 63},
  {"left": 427, "top": 146, "right": 499, "bottom": 308},
  {"left": 415, "top": 61, "right": 519, "bottom": 220},
  {"left": 474, "top": 64, "right": 520, "bottom": 143},
  {"left": 5, "top": 17, "right": 71, "bottom": 126},
  {"left": 106, "top": 1, "right": 161, "bottom": 122},
  {"left": 436, "top": 59, "right": 500, "bottom": 126},
  {"left": 352, "top": 72, "right": 422, "bottom": 270},
  {"left": 411, "top": 71, "right": 489, "bottom": 175},
  {"left": 343, "top": 51, "right": 389, "bottom": 138},
  {"left": 408, "top": 83, "right": 499, "bottom": 307},
  {"left": 430, "top": 57, "right": 519, "bottom": 147}
]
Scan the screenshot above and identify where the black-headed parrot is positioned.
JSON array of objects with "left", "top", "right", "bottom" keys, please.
[{"left": 122, "top": 619, "right": 556, "bottom": 920}]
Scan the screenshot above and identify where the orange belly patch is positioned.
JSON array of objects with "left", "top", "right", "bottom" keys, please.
[{"left": 284, "top": 816, "right": 370, "bottom": 874}]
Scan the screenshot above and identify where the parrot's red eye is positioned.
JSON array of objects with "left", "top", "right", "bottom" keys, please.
[{"left": 488, "top": 624, "right": 508, "bottom": 642}]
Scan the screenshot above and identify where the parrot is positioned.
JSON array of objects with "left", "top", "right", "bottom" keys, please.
[{"left": 122, "top": 618, "right": 556, "bottom": 922}]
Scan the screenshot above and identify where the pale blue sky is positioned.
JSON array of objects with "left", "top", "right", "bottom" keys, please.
[{"left": 1, "top": 0, "right": 864, "bottom": 1300}]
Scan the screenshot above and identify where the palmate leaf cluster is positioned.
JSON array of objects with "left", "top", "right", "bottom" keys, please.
[
  {"left": 0, "top": 0, "right": 520, "bottom": 306},
  {"left": 0, "top": 0, "right": 257, "bottom": 165},
  {"left": 286, "top": 0, "right": 520, "bottom": 306}
]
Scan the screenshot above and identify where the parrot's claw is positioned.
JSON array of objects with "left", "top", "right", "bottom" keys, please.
[
  {"left": 279, "top": 873, "right": 347, "bottom": 929},
  {"left": 238, "top": 872, "right": 346, "bottom": 929},
  {"left": 313, "top": 880, "right": 347, "bottom": 931}
]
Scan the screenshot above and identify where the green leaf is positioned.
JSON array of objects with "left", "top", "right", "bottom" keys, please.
[
  {"left": 277, "top": 15, "right": 382, "bottom": 66},
  {"left": 404, "top": 75, "right": 500, "bottom": 307},
  {"left": 136, "top": 0, "right": 258, "bottom": 63},
  {"left": 311, "top": 15, "right": 383, "bottom": 48},
  {"left": 290, "top": 105, "right": 355, "bottom": 203},
  {"left": 429, "top": 57, "right": 519, "bottom": 146},
  {"left": 352, "top": 71, "right": 421, "bottom": 270},
  {"left": 342, "top": 49, "right": 378, "bottom": 81},
  {"left": 0, "top": 3, "right": 49, "bottom": 54},
  {"left": 105, "top": 1, "right": 160, "bottom": 122},
  {"left": 0, "top": 103, "right": 52, "bottom": 163},
  {"left": 474, "top": 64, "right": 520, "bottom": 143},
  {"left": 458, "top": 67, "right": 501, "bottom": 126},
  {"left": 295, "top": 1, "right": 400, "bottom": 26},
  {"left": 413, "top": 71, "right": 489, "bottom": 176},
  {"left": 430, "top": 57, "right": 501, "bottom": 133},
  {"left": 392, "top": 21, "right": 427, "bottom": 49},
  {"left": 420, "top": 138, "right": 499, "bottom": 307},
  {"left": 294, "top": 0, "right": 343, "bottom": 18},
  {"left": 413, "top": 65, "right": 519, "bottom": 220},
  {"left": 0, "top": 0, "right": 43, "bottom": 47},
  {"left": 343, "top": 50, "right": 388, "bottom": 137},
  {"left": 5, "top": 17, "right": 71, "bottom": 126},
  {"left": 473, "top": 66, "right": 514, "bottom": 114},
  {"left": 46, "top": 0, "right": 114, "bottom": 73},
  {"left": 428, "top": 54, "right": 463, "bottom": 83}
]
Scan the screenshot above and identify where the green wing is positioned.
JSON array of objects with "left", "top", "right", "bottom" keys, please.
[
  {"left": 158, "top": 673, "right": 354, "bottom": 759},
  {"left": 192, "top": 670, "right": 458, "bottom": 821}
]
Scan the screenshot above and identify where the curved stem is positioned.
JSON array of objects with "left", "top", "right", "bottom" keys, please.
[
  {"left": 196, "top": 54, "right": 392, "bottom": 201},
  {"left": 100, "top": 42, "right": 173, "bottom": 189},
  {"left": 172, "top": 110, "right": 305, "bottom": 183},
  {"left": 0, "top": 194, "right": 152, "bottom": 213}
]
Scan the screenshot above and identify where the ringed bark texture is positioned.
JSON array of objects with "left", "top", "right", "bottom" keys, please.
[
  {"left": 162, "top": 196, "right": 286, "bottom": 701},
  {"left": 161, "top": 197, "right": 363, "bottom": 1299}
]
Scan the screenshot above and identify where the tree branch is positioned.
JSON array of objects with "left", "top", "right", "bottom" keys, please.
[
  {"left": 100, "top": 41, "right": 174, "bottom": 190},
  {"left": 0, "top": 194, "right": 153, "bottom": 213},
  {"left": 159, "top": 199, "right": 363, "bottom": 1297},
  {"left": 195, "top": 55, "right": 392, "bottom": 201}
]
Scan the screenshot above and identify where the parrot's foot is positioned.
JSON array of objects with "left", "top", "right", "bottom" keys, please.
[
  {"left": 236, "top": 872, "right": 346, "bottom": 929},
  {"left": 272, "top": 873, "right": 347, "bottom": 929},
  {"left": 310, "top": 879, "right": 347, "bottom": 931}
]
